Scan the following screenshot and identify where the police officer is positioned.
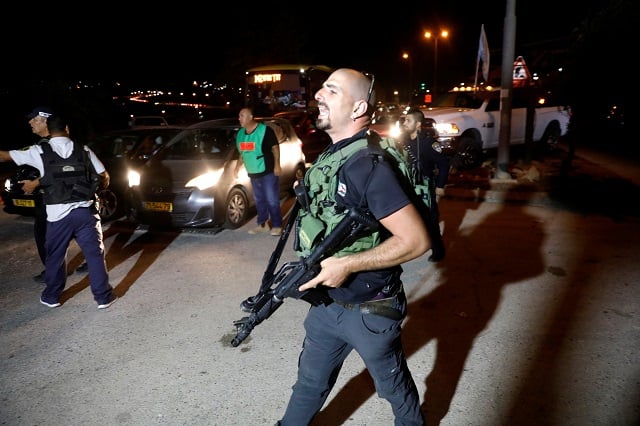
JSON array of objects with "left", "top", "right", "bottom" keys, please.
[
  {"left": 21, "top": 106, "right": 54, "bottom": 282},
  {"left": 0, "top": 114, "right": 117, "bottom": 309},
  {"left": 401, "top": 108, "right": 450, "bottom": 262}
]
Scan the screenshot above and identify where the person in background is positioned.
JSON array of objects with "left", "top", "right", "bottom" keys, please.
[
  {"left": 401, "top": 108, "right": 450, "bottom": 262},
  {"left": 234, "top": 107, "right": 283, "bottom": 237},
  {"left": 275, "top": 69, "right": 429, "bottom": 425},
  {"left": 0, "top": 114, "right": 117, "bottom": 309},
  {"left": 21, "top": 106, "right": 54, "bottom": 283}
]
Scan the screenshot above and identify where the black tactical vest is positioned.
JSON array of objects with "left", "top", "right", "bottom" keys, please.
[{"left": 39, "top": 141, "right": 100, "bottom": 205}]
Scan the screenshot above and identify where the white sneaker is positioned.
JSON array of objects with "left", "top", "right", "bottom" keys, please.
[
  {"left": 40, "top": 298, "right": 61, "bottom": 308},
  {"left": 98, "top": 297, "right": 118, "bottom": 310}
]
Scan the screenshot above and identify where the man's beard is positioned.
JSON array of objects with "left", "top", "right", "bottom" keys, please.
[{"left": 316, "top": 117, "right": 330, "bottom": 132}]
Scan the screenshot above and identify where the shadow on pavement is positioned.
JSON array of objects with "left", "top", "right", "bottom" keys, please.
[
  {"left": 61, "top": 220, "right": 181, "bottom": 303},
  {"left": 313, "top": 189, "right": 545, "bottom": 424}
]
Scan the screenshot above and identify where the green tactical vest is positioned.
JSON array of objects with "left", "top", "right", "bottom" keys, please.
[
  {"left": 236, "top": 123, "right": 268, "bottom": 174},
  {"left": 296, "top": 132, "right": 432, "bottom": 259}
]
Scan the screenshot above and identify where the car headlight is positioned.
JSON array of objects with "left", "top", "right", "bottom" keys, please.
[
  {"left": 434, "top": 122, "right": 460, "bottom": 137},
  {"left": 186, "top": 169, "right": 224, "bottom": 190},
  {"left": 4, "top": 178, "right": 10, "bottom": 192},
  {"left": 388, "top": 121, "right": 402, "bottom": 138},
  {"left": 127, "top": 169, "right": 141, "bottom": 187}
]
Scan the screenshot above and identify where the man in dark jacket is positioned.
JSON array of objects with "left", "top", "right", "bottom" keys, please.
[{"left": 401, "top": 108, "right": 450, "bottom": 262}]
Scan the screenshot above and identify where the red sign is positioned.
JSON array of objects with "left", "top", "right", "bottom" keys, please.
[
  {"left": 513, "top": 56, "right": 532, "bottom": 88},
  {"left": 239, "top": 142, "right": 256, "bottom": 151}
]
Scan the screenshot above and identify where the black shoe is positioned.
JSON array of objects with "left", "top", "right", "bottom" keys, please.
[
  {"left": 428, "top": 252, "right": 445, "bottom": 263},
  {"left": 240, "top": 295, "right": 261, "bottom": 313},
  {"left": 33, "top": 270, "right": 46, "bottom": 283},
  {"left": 76, "top": 262, "right": 88, "bottom": 273}
]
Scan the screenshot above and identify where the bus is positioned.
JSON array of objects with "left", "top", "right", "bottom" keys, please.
[{"left": 244, "top": 64, "right": 333, "bottom": 116}]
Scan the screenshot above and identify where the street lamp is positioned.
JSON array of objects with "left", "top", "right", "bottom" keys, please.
[
  {"left": 401, "top": 51, "right": 413, "bottom": 104},
  {"left": 424, "top": 29, "right": 449, "bottom": 101}
]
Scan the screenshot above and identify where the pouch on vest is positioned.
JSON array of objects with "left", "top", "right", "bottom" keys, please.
[{"left": 298, "top": 214, "right": 325, "bottom": 250}]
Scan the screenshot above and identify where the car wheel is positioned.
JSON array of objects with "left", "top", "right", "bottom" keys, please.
[
  {"left": 452, "top": 135, "right": 483, "bottom": 170},
  {"left": 225, "top": 187, "right": 250, "bottom": 229},
  {"left": 97, "top": 188, "right": 121, "bottom": 222}
]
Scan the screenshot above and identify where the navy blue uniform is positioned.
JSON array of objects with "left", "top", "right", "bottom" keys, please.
[{"left": 403, "top": 130, "right": 449, "bottom": 260}]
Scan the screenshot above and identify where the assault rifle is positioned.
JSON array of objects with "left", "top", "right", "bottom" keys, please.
[{"left": 231, "top": 203, "right": 378, "bottom": 347}]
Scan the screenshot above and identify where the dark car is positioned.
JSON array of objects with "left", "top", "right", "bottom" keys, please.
[
  {"left": 126, "top": 117, "right": 306, "bottom": 229},
  {"left": 2, "top": 127, "right": 183, "bottom": 221},
  {"left": 2, "top": 164, "right": 42, "bottom": 216},
  {"left": 84, "top": 126, "right": 184, "bottom": 221},
  {"left": 274, "top": 108, "right": 331, "bottom": 163}
]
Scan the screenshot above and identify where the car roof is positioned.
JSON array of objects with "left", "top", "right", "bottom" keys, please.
[
  {"left": 106, "top": 125, "right": 185, "bottom": 133},
  {"left": 183, "top": 116, "right": 293, "bottom": 130},
  {"left": 185, "top": 118, "right": 240, "bottom": 130}
]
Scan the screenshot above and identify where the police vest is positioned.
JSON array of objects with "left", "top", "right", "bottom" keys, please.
[
  {"left": 236, "top": 123, "right": 268, "bottom": 174},
  {"left": 39, "top": 141, "right": 100, "bottom": 205},
  {"left": 296, "top": 132, "right": 432, "bottom": 259}
]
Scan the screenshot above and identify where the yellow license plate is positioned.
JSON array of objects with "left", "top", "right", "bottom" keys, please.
[
  {"left": 143, "top": 201, "right": 173, "bottom": 212},
  {"left": 13, "top": 199, "right": 35, "bottom": 207}
]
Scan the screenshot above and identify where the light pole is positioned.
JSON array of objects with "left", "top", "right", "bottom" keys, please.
[
  {"left": 402, "top": 52, "right": 413, "bottom": 104},
  {"left": 424, "top": 29, "right": 449, "bottom": 101}
]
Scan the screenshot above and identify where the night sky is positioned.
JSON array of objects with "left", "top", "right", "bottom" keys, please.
[
  {"left": 5, "top": 1, "right": 603, "bottom": 85},
  {"left": 1, "top": 0, "right": 630, "bottom": 148}
]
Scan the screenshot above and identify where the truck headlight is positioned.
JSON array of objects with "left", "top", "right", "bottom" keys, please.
[{"left": 434, "top": 123, "right": 460, "bottom": 137}]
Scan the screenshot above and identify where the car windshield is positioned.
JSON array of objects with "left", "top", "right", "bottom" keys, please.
[
  {"left": 432, "top": 92, "right": 485, "bottom": 109},
  {"left": 87, "top": 129, "right": 181, "bottom": 160},
  {"left": 160, "top": 128, "right": 238, "bottom": 160}
]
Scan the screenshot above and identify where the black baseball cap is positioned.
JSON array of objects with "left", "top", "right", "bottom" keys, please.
[{"left": 26, "top": 106, "right": 54, "bottom": 120}]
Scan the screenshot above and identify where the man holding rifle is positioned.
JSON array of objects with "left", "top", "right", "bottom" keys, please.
[{"left": 270, "top": 69, "right": 429, "bottom": 425}]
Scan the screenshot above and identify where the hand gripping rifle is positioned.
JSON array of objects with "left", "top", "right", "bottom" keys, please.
[{"left": 231, "top": 200, "right": 378, "bottom": 347}]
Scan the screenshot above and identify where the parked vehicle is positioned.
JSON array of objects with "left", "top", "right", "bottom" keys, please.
[
  {"left": 85, "top": 126, "right": 184, "bottom": 221},
  {"left": 128, "top": 115, "right": 170, "bottom": 127},
  {"left": 127, "top": 117, "right": 306, "bottom": 229},
  {"left": 2, "top": 126, "right": 183, "bottom": 221},
  {"left": 2, "top": 164, "right": 42, "bottom": 216},
  {"left": 274, "top": 108, "right": 330, "bottom": 163},
  {"left": 421, "top": 86, "right": 571, "bottom": 170},
  {"left": 370, "top": 108, "right": 404, "bottom": 139}
]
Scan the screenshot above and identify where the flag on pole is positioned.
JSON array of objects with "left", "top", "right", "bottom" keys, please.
[{"left": 477, "top": 24, "right": 490, "bottom": 81}]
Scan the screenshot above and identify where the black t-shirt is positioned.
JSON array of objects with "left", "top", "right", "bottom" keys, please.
[{"left": 325, "top": 130, "right": 411, "bottom": 303}]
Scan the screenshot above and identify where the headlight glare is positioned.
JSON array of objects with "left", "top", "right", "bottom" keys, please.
[
  {"left": 186, "top": 169, "right": 223, "bottom": 190},
  {"left": 127, "top": 170, "right": 140, "bottom": 187},
  {"left": 434, "top": 123, "right": 460, "bottom": 137}
]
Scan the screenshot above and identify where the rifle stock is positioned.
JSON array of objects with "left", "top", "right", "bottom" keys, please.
[{"left": 231, "top": 207, "right": 378, "bottom": 347}]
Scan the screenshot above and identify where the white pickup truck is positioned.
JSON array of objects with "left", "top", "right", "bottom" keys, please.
[{"left": 420, "top": 87, "right": 572, "bottom": 170}]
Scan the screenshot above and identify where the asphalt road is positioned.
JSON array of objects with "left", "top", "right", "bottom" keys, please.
[{"left": 0, "top": 145, "right": 639, "bottom": 425}]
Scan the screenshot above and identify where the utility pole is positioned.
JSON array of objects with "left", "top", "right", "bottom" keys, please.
[{"left": 497, "top": 0, "right": 517, "bottom": 179}]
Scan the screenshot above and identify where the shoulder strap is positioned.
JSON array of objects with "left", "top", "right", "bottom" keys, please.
[
  {"left": 74, "top": 141, "right": 86, "bottom": 161},
  {"left": 40, "top": 140, "right": 53, "bottom": 155}
]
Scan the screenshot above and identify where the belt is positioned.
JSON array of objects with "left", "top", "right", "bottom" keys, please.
[{"left": 333, "top": 292, "right": 404, "bottom": 321}]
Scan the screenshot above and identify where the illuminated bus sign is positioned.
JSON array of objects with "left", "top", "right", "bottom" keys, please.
[
  {"left": 253, "top": 73, "right": 282, "bottom": 84},
  {"left": 245, "top": 64, "right": 333, "bottom": 114}
]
